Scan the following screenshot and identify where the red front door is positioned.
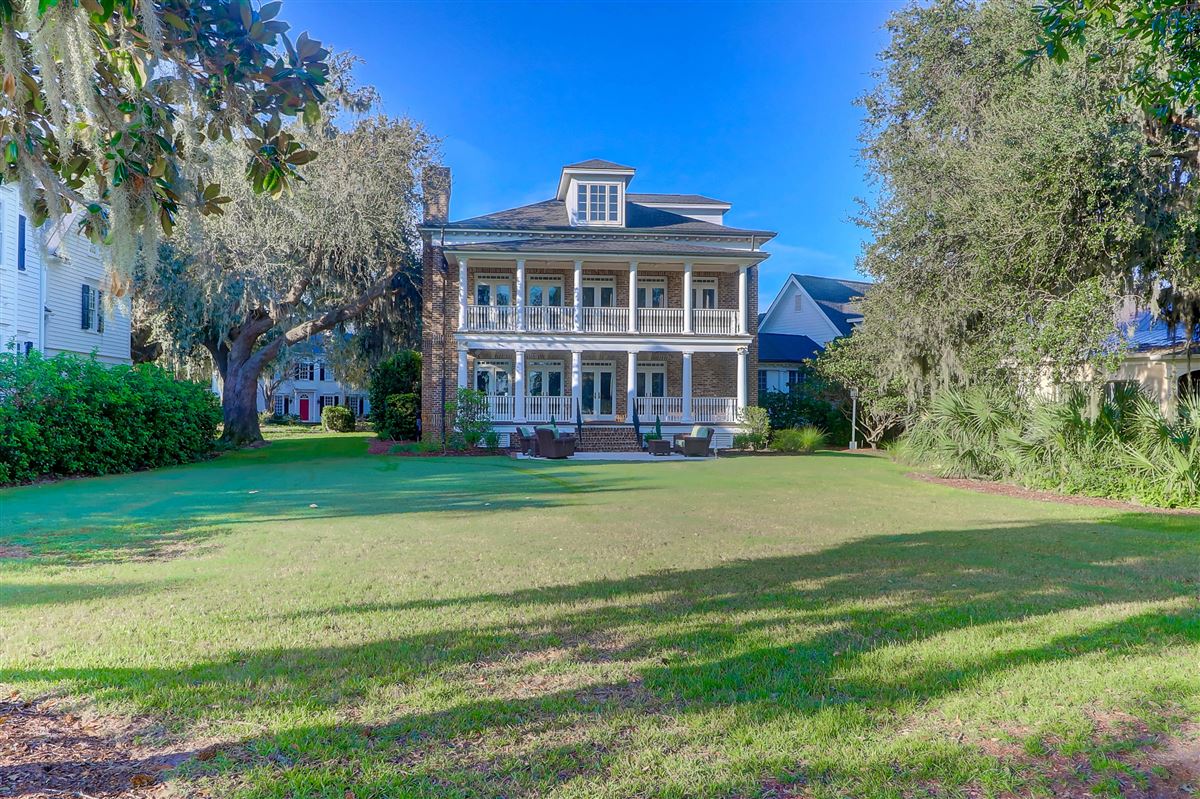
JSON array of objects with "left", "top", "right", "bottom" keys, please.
[{"left": 298, "top": 395, "right": 310, "bottom": 422}]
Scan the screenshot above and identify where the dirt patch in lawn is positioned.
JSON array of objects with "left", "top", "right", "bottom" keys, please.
[
  {"left": 0, "top": 694, "right": 213, "bottom": 798},
  {"left": 907, "top": 472, "right": 1200, "bottom": 514},
  {"left": 0, "top": 546, "right": 30, "bottom": 560}
]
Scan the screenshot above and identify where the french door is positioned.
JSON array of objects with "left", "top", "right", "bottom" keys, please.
[{"left": 579, "top": 362, "right": 615, "bottom": 420}]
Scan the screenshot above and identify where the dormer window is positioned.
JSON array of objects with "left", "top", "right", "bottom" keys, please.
[{"left": 576, "top": 183, "right": 620, "bottom": 224}]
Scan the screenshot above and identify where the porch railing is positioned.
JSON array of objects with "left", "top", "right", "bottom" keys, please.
[
  {"left": 635, "top": 396, "right": 685, "bottom": 422},
  {"left": 486, "top": 395, "right": 517, "bottom": 421},
  {"left": 692, "top": 308, "right": 739, "bottom": 336},
  {"left": 692, "top": 397, "right": 739, "bottom": 422},
  {"left": 524, "top": 395, "right": 575, "bottom": 421},
  {"left": 465, "top": 305, "right": 515, "bottom": 331},
  {"left": 638, "top": 307, "right": 685, "bottom": 334},
  {"left": 526, "top": 305, "right": 574, "bottom": 332},
  {"left": 581, "top": 306, "right": 629, "bottom": 333}
]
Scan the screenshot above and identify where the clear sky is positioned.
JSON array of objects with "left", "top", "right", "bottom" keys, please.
[{"left": 280, "top": 0, "right": 903, "bottom": 304}]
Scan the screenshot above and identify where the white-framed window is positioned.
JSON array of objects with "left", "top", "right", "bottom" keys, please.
[
  {"left": 274, "top": 394, "right": 291, "bottom": 416},
  {"left": 346, "top": 395, "right": 366, "bottom": 417},
  {"left": 475, "top": 359, "right": 513, "bottom": 395},
  {"left": 576, "top": 182, "right": 620, "bottom": 224},
  {"left": 292, "top": 360, "right": 315, "bottom": 381},
  {"left": 692, "top": 278, "right": 718, "bottom": 309},
  {"left": 475, "top": 274, "right": 512, "bottom": 306},
  {"left": 318, "top": 394, "right": 339, "bottom": 412},
  {"left": 527, "top": 360, "right": 565, "bottom": 397},
  {"left": 80, "top": 284, "right": 104, "bottom": 332},
  {"left": 637, "top": 277, "right": 667, "bottom": 309},
  {"left": 636, "top": 361, "right": 667, "bottom": 398},
  {"left": 794, "top": 293, "right": 804, "bottom": 312},
  {"left": 757, "top": 370, "right": 769, "bottom": 394},
  {"left": 317, "top": 361, "right": 330, "bottom": 382},
  {"left": 582, "top": 277, "right": 616, "bottom": 308},
  {"left": 527, "top": 275, "right": 564, "bottom": 307}
]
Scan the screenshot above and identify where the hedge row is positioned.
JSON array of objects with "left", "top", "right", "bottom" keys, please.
[{"left": 0, "top": 351, "right": 221, "bottom": 485}]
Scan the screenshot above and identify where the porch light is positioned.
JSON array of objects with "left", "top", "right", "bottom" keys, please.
[{"left": 849, "top": 387, "right": 859, "bottom": 451}]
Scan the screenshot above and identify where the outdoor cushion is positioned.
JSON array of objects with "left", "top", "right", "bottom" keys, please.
[{"left": 690, "top": 424, "right": 708, "bottom": 438}]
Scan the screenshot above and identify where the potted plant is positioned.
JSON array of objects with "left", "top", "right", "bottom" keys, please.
[{"left": 644, "top": 415, "right": 663, "bottom": 442}]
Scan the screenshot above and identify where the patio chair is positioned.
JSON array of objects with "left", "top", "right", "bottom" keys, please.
[
  {"left": 535, "top": 426, "right": 576, "bottom": 459},
  {"left": 673, "top": 425, "right": 715, "bottom": 457},
  {"left": 515, "top": 426, "right": 537, "bottom": 456}
]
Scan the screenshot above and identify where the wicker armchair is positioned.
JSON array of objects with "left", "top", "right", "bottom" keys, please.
[
  {"left": 535, "top": 427, "right": 576, "bottom": 459},
  {"left": 673, "top": 425, "right": 715, "bottom": 457},
  {"left": 515, "top": 426, "right": 537, "bottom": 456}
]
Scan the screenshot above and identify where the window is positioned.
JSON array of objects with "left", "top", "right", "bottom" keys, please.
[
  {"left": 527, "top": 360, "right": 564, "bottom": 396},
  {"left": 23, "top": 340, "right": 33, "bottom": 356},
  {"left": 274, "top": 394, "right": 291, "bottom": 416},
  {"left": 793, "top": 293, "right": 803, "bottom": 312},
  {"left": 636, "top": 362, "right": 667, "bottom": 398},
  {"left": 788, "top": 370, "right": 801, "bottom": 388},
  {"left": 475, "top": 275, "right": 512, "bottom": 306},
  {"left": 346, "top": 395, "right": 366, "bottom": 417},
  {"left": 80, "top": 284, "right": 98, "bottom": 330},
  {"left": 317, "top": 361, "right": 329, "bottom": 382},
  {"left": 692, "top": 278, "right": 718, "bottom": 309},
  {"left": 576, "top": 183, "right": 620, "bottom": 223},
  {"left": 527, "top": 276, "right": 563, "bottom": 306},
  {"left": 292, "top": 360, "right": 315, "bottom": 381},
  {"left": 17, "top": 215, "right": 26, "bottom": 271},
  {"left": 475, "top": 360, "right": 512, "bottom": 395},
  {"left": 757, "top": 370, "right": 768, "bottom": 393},
  {"left": 582, "top": 277, "right": 615, "bottom": 308},
  {"left": 318, "top": 394, "right": 339, "bottom": 412},
  {"left": 637, "top": 278, "right": 667, "bottom": 308}
]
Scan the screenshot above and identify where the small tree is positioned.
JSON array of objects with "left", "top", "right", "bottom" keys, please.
[
  {"left": 445, "top": 388, "right": 491, "bottom": 449},
  {"left": 369, "top": 350, "right": 421, "bottom": 427},
  {"left": 738, "top": 406, "right": 772, "bottom": 450},
  {"left": 817, "top": 334, "right": 906, "bottom": 448}
]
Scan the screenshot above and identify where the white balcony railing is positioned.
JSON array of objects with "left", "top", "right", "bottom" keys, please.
[
  {"left": 466, "top": 305, "right": 515, "bottom": 331},
  {"left": 635, "top": 396, "right": 685, "bottom": 422},
  {"left": 692, "top": 308, "right": 739, "bottom": 336},
  {"left": 526, "top": 305, "right": 574, "bottom": 332},
  {"left": 692, "top": 397, "right": 739, "bottom": 422},
  {"left": 582, "top": 306, "right": 629, "bottom": 333},
  {"left": 638, "top": 307, "right": 685, "bottom": 334},
  {"left": 524, "top": 395, "right": 575, "bottom": 422},
  {"left": 486, "top": 395, "right": 517, "bottom": 421}
]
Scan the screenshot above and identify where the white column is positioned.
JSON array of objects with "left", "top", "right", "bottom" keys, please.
[
  {"left": 457, "top": 346, "right": 468, "bottom": 389},
  {"left": 458, "top": 257, "right": 469, "bottom": 330},
  {"left": 571, "top": 350, "right": 583, "bottom": 418},
  {"left": 737, "top": 265, "right": 749, "bottom": 335},
  {"left": 627, "top": 350, "right": 638, "bottom": 422},
  {"left": 683, "top": 261, "right": 693, "bottom": 334},
  {"left": 515, "top": 258, "right": 526, "bottom": 332},
  {"left": 514, "top": 349, "right": 526, "bottom": 422},
  {"left": 682, "top": 350, "right": 694, "bottom": 422},
  {"left": 736, "top": 347, "right": 748, "bottom": 412},
  {"left": 628, "top": 261, "right": 639, "bottom": 333},
  {"left": 573, "top": 259, "right": 583, "bottom": 332}
]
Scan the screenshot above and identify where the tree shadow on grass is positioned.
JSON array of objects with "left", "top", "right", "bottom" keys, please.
[{"left": 2, "top": 516, "right": 1197, "bottom": 797}]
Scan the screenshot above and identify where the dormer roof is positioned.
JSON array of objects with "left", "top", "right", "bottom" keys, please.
[
  {"left": 564, "top": 158, "right": 634, "bottom": 170},
  {"left": 556, "top": 159, "right": 637, "bottom": 200}
]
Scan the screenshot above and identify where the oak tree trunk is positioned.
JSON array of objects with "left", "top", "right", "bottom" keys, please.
[{"left": 221, "top": 358, "right": 264, "bottom": 445}]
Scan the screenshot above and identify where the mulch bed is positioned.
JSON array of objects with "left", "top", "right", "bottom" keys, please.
[
  {"left": 0, "top": 694, "right": 204, "bottom": 798},
  {"left": 908, "top": 472, "right": 1200, "bottom": 514},
  {"left": 366, "top": 439, "right": 514, "bottom": 457}
]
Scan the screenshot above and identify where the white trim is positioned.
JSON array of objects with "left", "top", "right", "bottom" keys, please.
[{"left": 456, "top": 332, "right": 750, "bottom": 352}]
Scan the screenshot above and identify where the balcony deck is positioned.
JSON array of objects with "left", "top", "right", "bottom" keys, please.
[{"left": 462, "top": 305, "right": 739, "bottom": 336}]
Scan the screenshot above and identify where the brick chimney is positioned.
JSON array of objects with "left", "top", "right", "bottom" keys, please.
[{"left": 422, "top": 166, "right": 451, "bottom": 226}]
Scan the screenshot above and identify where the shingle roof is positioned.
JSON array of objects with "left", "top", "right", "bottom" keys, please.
[
  {"left": 793, "top": 274, "right": 869, "bottom": 337},
  {"left": 564, "top": 158, "right": 634, "bottom": 171},
  {"left": 627, "top": 193, "right": 730, "bottom": 206},
  {"left": 443, "top": 238, "right": 768, "bottom": 260},
  {"left": 758, "top": 333, "right": 823, "bottom": 363},
  {"left": 438, "top": 198, "right": 774, "bottom": 238}
]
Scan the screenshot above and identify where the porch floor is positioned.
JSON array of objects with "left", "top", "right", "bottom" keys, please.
[{"left": 513, "top": 451, "right": 714, "bottom": 462}]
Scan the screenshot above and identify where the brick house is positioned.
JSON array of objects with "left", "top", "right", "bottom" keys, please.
[{"left": 419, "top": 159, "right": 774, "bottom": 450}]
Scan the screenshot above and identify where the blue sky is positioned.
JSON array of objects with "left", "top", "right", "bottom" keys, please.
[{"left": 281, "top": 0, "right": 902, "bottom": 303}]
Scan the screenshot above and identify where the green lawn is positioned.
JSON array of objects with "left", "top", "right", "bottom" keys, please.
[{"left": 1, "top": 433, "right": 1197, "bottom": 798}]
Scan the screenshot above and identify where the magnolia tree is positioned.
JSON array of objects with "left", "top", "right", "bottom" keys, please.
[
  {"left": 0, "top": 0, "right": 329, "bottom": 286},
  {"left": 138, "top": 60, "right": 439, "bottom": 444}
]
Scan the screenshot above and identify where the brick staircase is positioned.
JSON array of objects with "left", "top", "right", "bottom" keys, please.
[{"left": 577, "top": 425, "right": 641, "bottom": 453}]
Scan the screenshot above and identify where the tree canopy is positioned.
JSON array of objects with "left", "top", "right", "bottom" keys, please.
[
  {"left": 0, "top": 0, "right": 329, "bottom": 287},
  {"left": 137, "top": 56, "right": 440, "bottom": 443}
]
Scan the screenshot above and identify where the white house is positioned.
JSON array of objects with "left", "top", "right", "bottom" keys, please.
[
  {"left": 0, "top": 187, "right": 131, "bottom": 363},
  {"left": 756, "top": 273, "right": 869, "bottom": 392},
  {"left": 262, "top": 340, "right": 371, "bottom": 422}
]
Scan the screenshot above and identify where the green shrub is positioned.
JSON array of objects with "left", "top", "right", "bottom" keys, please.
[
  {"left": 377, "top": 392, "right": 418, "bottom": 441},
  {"left": 0, "top": 350, "right": 220, "bottom": 485},
  {"left": 773, "top": 426, "right": 827, "bottom": 454},
  {"left": 321, "top": 405, "right": 355, "bottom": 433},
  {"left": 738, "top": 406, "right": 772, "bottom": 449},
  {"left": 368, "top": 351, "right": 420, "bottom": 432},
  {"left": 445, "top": 387, "right": 492, "bottom": 447},
  {"left": 482, "top": 430, "right": 501, "bottom": 450},
  {"left": 760, "top": 368, "right": 852, "bottom": 445},
  {"left": 388, "top": 440, "right": 441, "bottom": 454}
]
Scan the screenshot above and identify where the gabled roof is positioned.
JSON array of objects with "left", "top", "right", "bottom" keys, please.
[
  {"left": 437, "top": 198, "right": 774, "bottom": 239},
  {"left": 443, "top": 237, "right": 768, "bottom": 260},
  {"left": 1121, "top": 309, "right": 1200, "bottom": 352},
  {"left": 758, "top": 333, "right": 822, "bottom": 363},
  {"left": 565, "top": 158, "right": 635, "bottom": 171},
  {"left": 628, "top": 193, "right": 731, "bottom": 207},
  {"left": 792, "top": 273, "right": 869, "bottom": 337}
]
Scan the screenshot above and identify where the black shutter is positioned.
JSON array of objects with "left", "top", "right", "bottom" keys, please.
[
  {"left": 97, "top": 290, "right": 104, "bottom": 332},
  {"left": 81, "top": 284, "right": 90, "bottom": 329},
  {"left": 17, "top": 215, "right": 26, "bottom": 271}
]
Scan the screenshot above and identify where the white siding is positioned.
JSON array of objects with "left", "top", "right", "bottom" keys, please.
[{"left": 759, "top": 280, "right": 841, "bottom": 345}]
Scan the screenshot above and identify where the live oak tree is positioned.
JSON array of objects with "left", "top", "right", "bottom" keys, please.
[
  {"left": 138, "top": 60, "right": 439, "bottom": 444},
  {"left": 0, "top": 0, "right": 329, "bottom": 287}
]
